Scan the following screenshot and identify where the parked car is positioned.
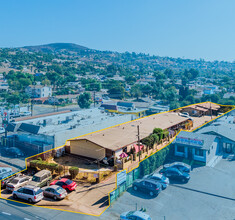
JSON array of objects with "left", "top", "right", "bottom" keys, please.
[
  {"left": 42, "top": 185, "right": 67, "bottom": 200},
  {"left": 160, "top": 167, "right": 190, "bottom": 183},
  {"left": 0, "top": 127, "right": 5, "bottom": 134},
  {"left": 50, "top": 178, "right": 77, "bottom": 192},
  {"left": 1, "top": 174, "right": 21, "bottom": 189},
  {"left": 132, "top": 179, "right": 161, "bottom": 197},
  {"left": 164, "top": 162, "right": 191, "bottom": 173},
  {"left": 5, "top": 147, "right": 25, "bottom": 158},
  {"left": 6, "top": 175, "right": 32, "bottom": 192},
  {"left": 28, "top": 170, "right": 52, "bottom": 188},
  {"left": 144, "top": 173, "right": 169, "bottom": 189},
  {"left": 179, "top": 112, "right": 189, "bottom": 117},
  {"left": 120, "top": 210, "right": 151, "bottom": 220},
  {"left": 0, "top": 167, "right": 13, "bottom": 180},
  {"left": 13, "top": 185, "right": 44, "bottom": 203},
  {"left": 20, "top": 111, "right": 31, "bottom": 116}
]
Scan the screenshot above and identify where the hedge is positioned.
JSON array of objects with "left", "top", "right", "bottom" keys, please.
[
  {"left": 139, "top": 145, "right": 170, "bottom": 177},
  {"left": 69, "top": 167, "right": 79, "bottom": 179}
]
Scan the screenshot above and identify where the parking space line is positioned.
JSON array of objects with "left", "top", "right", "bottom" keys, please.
[{"left": 2, "top": 212, "right": 11, "bottom": 215}]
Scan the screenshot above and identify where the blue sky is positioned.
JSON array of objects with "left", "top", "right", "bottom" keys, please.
[{"left": 0, "top": 0, "right": 234, "bottom": 61}]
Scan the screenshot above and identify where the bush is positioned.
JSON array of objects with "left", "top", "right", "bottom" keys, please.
[
  {"left": 69, "top": 167, "right": 79, "bottom": 179},
  {"left": 30, "top": 160, "right": 40, "bottom": 168},
  {"left": 37, "top": 161, "right": 48, "bottom": 170},
  {"left": 47, "top": 163, "right": 58, "bottom": 173},
  {"left": 56, "top": 165, "right": 64, "bottom": 175},
  {"left": 37, "top": 157, "right": 42, "bottom": 161},
  {"left": 153, "top": 128, "right": 164, "bottom": 140}
]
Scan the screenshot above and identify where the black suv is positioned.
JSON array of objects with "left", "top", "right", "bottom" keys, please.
[
  {"left": 132, "top": 179, "right": 162, "bottom": 197},
  {"left": 160, "top": 167, "right": 190, "bottom": 183}
]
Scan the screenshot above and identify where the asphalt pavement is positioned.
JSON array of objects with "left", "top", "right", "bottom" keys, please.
[{"left": 1, "top": 159, "right": 235, "bottom": 220}]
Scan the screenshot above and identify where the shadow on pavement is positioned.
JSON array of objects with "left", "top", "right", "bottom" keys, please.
[
  {"left": 4, "top": 197, "right": 31, "bottom": 207},
  {"left": 171, "top": 184, "right": 235, "bottom": 201},
  {"left": 126, "top": 187, "right": 159, "bottom": 200},
  {"left": 75, "top": 182, "right": 115, "bottom": 194},
  {"left": 92, "top": 195, "right": 109, "bottom": 208}
]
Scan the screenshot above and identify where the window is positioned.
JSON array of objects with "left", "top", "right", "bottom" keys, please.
[
  {"left": 23, "top": 189, "right": 33, "bottom": 195},
  {"left": 177, "top": 146, "right": 184, "bottom": 153},
  {"left": 195, "top": 149, "right": 204, "bottom": 156},
  {"left": 18, "top": 188, "right": 24, "bottom": 193}
]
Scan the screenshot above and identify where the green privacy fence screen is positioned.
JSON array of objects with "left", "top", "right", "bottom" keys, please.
[{"left": 110, "top": 167, "right": 140, "bottom": 204}]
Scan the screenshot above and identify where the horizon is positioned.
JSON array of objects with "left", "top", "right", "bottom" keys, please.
[
  {"left": 1, "top": 42, "right": 234, "bottom": 64},
  {"left": 0, "top": 1, "right": 235, "bottom": 62}
]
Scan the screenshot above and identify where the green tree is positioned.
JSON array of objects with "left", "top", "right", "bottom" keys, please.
[
  {"left": 77, "top": 92, "right": 92, "bottom": 109},
  {"left": 130, "top": 84, "right": 142, "bottom": 100},
  {"left": 108, "top": 86, "right": 125, "bottom": 99}
]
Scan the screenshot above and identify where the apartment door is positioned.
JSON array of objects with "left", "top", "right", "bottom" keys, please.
[{"left": 188, "top": 147, "right": 193, "bottom": 160}]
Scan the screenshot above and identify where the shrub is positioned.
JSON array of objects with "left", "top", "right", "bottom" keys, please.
[
  {"left": 56, "top": 165, "right": 64, "bottom": 175},
  {"left": 30, "top": 160, "right": 40, "bottom": 168},
  {"left": 153, "top": 128, "right": 164, "bottom": 140},
  {"left": 37, "top": 157, "right": 42, "bottom": 161},
  {"left": 47, "top": 163, "right": 58, "bottom": 173},
  {"left": 37, "top": 161, "right": 48, "bottom": 170},
  {"left": 69, "top": 167, "right": 79, "bottom": 179}
]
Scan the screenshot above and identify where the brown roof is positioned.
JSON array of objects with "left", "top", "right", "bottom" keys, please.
[
  {"left": 197, "top": 103, "right": 220, "bottom": 110},
  {"left": 184, "top": 106, "right": 208, "bottom": 112},
  {"left": 70, "top": 112, "right": 189, "bottom": 151},
  {"left": 183, "top": 102, "right": 220, "bottom": 111}
]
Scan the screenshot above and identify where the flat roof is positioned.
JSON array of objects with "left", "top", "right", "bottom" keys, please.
[
  {"left": 70, "top": 112, "right": 189, "bottom": 151},
  {"left": 14, "top": 110, "right": 71, "bottom": 122},
  {"left": 183, "top": 103, "right": 220, "bottom": 111}
]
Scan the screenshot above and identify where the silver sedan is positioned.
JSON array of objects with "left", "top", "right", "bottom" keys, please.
[{"left": 42, "top": 185, "right": 67, "bottom": 200}]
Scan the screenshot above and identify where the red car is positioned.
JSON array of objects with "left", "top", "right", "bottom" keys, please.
[{"left": 50, "top": 178, "right": 77, "bottom": 191}]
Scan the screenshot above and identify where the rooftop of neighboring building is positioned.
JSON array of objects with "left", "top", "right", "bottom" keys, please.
[
  {"left": 197, "top": 120, "right": 235, "bottom": 142},
  {"left": 174, "top": 130, "right": 217, "bottom": 150}
]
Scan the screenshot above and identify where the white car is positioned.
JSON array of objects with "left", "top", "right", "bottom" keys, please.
[
  {"left": 0, "top": 167, "right": 13, "bottom": 180},
  {"left": 20, "top": 111, "right": 31, "bottom": 116},
  {"left": 120, "top": 211, "right": 151, "bottom": 220},
  {"left": 0, "top": 127, "right": 5, "bottom": 134},
  {"left": 13, "top": 185, "right": 44, "bottom": 203},
  {"left": 179, "top": 112, "right": 189, "bottom": 117},
  {"left": 6, "top": 175, "right": 32, "bottom": 192}
]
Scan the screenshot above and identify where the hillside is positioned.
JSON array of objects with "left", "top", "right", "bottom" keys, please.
[{"left": 23, "top": 43, "right": 90, "bottom": 53}]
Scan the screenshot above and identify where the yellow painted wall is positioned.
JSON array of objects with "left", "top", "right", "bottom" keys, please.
[{"left": 70, "top": 140, "right": 105, "bottom": 159}]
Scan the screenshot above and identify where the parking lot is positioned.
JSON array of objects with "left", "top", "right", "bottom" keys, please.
[
  {"left": 100, "top": 159, "right": 235, "bottom": 220},
  {"left": 0, "top": 171, "right": 115, "bottom": 216}
]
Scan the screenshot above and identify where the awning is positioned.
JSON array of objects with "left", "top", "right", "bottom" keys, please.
[
  {"left": 133, "top": 144, "right": 144, "bottom": 153},
  {"left": 119, "top": 152, "right": 128, "bottom": 158}
]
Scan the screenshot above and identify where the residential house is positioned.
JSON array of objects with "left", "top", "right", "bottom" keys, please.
[{"left": 25, "top": 85, "right": 52, "bottom": 98}]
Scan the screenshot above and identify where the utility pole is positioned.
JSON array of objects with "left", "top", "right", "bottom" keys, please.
[
  {"left": 31, "top": 98, "right": 33, "bottom": 116},
  {"left": 137, "top": 125, "right": 141, "bottom": 161},
  {"left": 93, "top": 91, "right": 96, "bottom": 108},
  {"left": 31, "top": 84, "right": 36, "bottom": 117},
  {"left": 210, "top": 101, "right": 212, "bottom": 120}
]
